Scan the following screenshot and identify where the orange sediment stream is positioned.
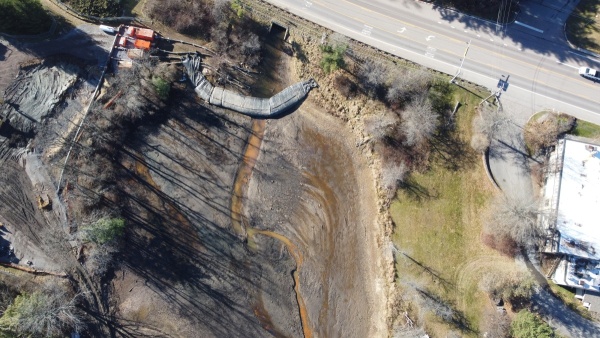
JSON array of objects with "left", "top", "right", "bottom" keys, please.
[
  {"left": 230, "top": 119, "right": 312, "bottom": 338},
  {"left": 230, "top": 119, "right": 265, "bottom": 238}
]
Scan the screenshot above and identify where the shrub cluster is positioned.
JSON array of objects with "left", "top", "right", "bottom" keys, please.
[
  {"left": 0, "top": 0, "right": 53, "bottom": 35},
  {"left": 65, "top": 0, "right": 121, "bottom": 17}
]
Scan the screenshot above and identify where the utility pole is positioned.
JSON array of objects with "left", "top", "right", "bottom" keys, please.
[{"left": 449, "top": 39, "right": 471, "bottom": 84}]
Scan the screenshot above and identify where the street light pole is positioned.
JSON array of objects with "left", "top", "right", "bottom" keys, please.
[{"left": 450, "top": 39, "right": 472, "bottom": 84}]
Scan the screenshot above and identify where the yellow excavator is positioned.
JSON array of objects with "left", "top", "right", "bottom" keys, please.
[{"left": 37, "top": 194, "right": 52, "bottom": 210}]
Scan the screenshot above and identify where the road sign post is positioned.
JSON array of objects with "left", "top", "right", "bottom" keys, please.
[{"left": 450, "top": 39, "right": 471, "bottom": 84}]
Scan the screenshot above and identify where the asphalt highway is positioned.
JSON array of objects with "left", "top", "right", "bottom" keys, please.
[{"left": 265, "top": 0, "right": 600, "bottom": 123}]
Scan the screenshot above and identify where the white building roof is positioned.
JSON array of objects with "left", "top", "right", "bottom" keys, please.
[{"left": 556, "top": 139, "right": 600, "bottom": 260}]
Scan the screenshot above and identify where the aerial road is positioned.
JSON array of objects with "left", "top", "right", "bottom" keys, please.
[{"left": 265, "top": 0, "right": 600, "bottom": 124}]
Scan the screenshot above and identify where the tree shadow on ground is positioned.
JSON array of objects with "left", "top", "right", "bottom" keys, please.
[
  {"left": 399, "top": 176, "right": 437, "bottom": 202},
  {"left": 430, "top": 127, "right": 476, "bottom": 171},
  {"left": 416, "top": 286, "right": 478, "bottom": 334},
  {"left": 98, "top": 96, "right": 298, "bottom": 337},
  {"left": 565, "top": 0, "right": 600, "bottom": 53},
  {"left": 425, "top": 0, "right": 581, "bottom": 63},
  {"left": 402, "top": 252, "right": 454, "bottom": 291}
]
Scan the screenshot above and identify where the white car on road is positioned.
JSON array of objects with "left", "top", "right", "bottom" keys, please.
[{"left": 579, "top": 67, "right": 600, "bottom": 82}]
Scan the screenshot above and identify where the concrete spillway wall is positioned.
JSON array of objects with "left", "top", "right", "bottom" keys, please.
[{"left": 182, "top": 54, "right": 317, "bottom": 118}]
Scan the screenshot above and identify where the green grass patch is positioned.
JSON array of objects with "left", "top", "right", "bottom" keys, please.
[
  {"left": 547, "top": 282, "right": 593, "bottom": 320},
  {"left": 0, "top": 0, "right": 53, "bottom": 35},
  {"left": 571, "top": 119, "right": 600, "bottom": 138},
  {"left": 566, "top": 0, "right": 600, "bottom": 54},
  {"left": 390, "top": 87, "right": 511, "bottom": 336}
]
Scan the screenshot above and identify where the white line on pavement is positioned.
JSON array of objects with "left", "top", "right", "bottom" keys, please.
[
  {"left": 514, "top": 21, "right": 544, "bottom": 33},
  {"left": 556, "top": 61, "right": 579, "bottom": 69}
]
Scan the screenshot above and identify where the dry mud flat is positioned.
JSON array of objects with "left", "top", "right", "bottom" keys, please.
[{"left": 246, "top": 102, "right": 387, "bottom": 337}]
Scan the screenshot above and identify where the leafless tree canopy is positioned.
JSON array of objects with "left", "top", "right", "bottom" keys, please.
[
  {"left": 484, "top": 194, "right": 542, "bottom": 246},
  {"left": 480, "top": 269, "right": 536, "bottom": 303},
  {"left": 364, "top": 111, "right": 400, "bottom": 142},
  {"left": 0, "top": 283, "right": 85, "bottom": 337},
  {"left": 392, "top": 326, "right": 428, "bottom": 338},
  {"left": 149, "top": 0, "right": 215, "bottom": 37},
  {"left": 524, "top": 113, "right": 575, "bottom": 155},
  {"left": 358, "top": 59, "right": 387, "bottom": 99},
  {"left": 381, "top": 160, "right": 408, "bottom": 198},
  {"left": 401, "top": 95, "right": 438, "bottom": 147},
  {"left": 386, "top": 67, "right": 432, "bottom": 108},
  {"left": 472, "top": 105, "right": 512, "bottom": 143},
  {"left": 481, "top": 306, "right": 511, "bottom": 338}
]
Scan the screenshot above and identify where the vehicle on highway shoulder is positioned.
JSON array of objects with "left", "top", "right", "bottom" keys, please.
[{"left": 579, "top": 67, "right": 600, "bottom": 82}]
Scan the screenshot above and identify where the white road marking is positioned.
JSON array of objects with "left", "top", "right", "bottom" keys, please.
[
  {"left": 514, "top": 21, "right": 544, "bottom": 33},
  {"left": 425, "top": 46, "right": 436, "bottom": 58},
  {"left": 568, "top": 50, "right": 600, "bottom": 62},
  {"left": 426, "top": 35, "right": 435, "bottom": 41},
  {"left": 556, "top": 60, "right": 579, "bottom": 69},
  {"left": 304, "top": 1, "right": 312, "bottom": 8},
  {"left": 477, "top": 34, "right": 481, "bottom": 37},
  {"left": 397, "top": 27, "right": 406, "bottom": 33},
  {"left": 361, "top": 24, "right": 373, "bottom": 36}
]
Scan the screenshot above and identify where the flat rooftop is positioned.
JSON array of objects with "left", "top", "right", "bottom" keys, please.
[{"left": 556, "top": 139, "right": 600, "bottom": 260}]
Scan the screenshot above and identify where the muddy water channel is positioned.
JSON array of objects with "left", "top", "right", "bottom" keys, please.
[{"left": 235, "top": 112, "right": 380, "bottom": 338}]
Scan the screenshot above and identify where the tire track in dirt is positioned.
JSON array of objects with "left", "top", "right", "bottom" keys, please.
[{"left": 453, "top": 254, "right": 518, "bottom": 311}]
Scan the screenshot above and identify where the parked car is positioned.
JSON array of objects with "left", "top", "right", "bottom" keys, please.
[{"left": 579, "top": 67, "right": 600, "bottom": 82}]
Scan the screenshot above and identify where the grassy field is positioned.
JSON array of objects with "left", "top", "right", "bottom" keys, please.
[
  {"left": 571, "top": 119, "right": 600, "bottom": 138},
  {"left": 0, "top": 0, "right": 53, "bottom": 35},
  {"left": 390, "top": 87, "right": 523, "bottom": 336},
  {"left": 566, "top": 0, "right": 600, "bottom": 54}
]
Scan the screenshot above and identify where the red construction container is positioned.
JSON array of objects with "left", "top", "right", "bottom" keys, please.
[
  {"left": 134, "top": 39, "right": 151, "bottom": 50},
  {"left": 134, "top": 28, "right": 154, "bottom": 41},
  {"left": 126, "top": 26, "right": 135, "bottom": 37}
]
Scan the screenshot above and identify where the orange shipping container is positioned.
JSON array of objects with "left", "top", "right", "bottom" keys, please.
[
  {"left": 134, "top": 28, "right": 154, "bottom": 41},
  {"left": 134, "top": 39, "right": 151, "bottom": 50}
]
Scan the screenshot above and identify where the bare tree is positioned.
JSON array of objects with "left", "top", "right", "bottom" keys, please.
[
  {"left": 525, "top": 113, "right": 575, "bottom": 155},
  {"left": 364, "top": 110, "right": 400, "bottom": 141},
  {"left": 242, "top": 33, "right": 261, "bottom": 56},
  {"left": 358, "top": 59, "right": 387, "bottom": 98},
  {"left": 0, "top": 282, "right": 85, "bottom": 337},
  {"left": 212, "top": 0, "right": 231, "bottom": 23},
  {"left": 386, "top": 67, "right": 432, "bottom": 107},
  {"left": 401, "top": 94, "right": 438, "bottom": 147},
  {"left": 484, "top": 194, "right": 542, "bottom": 246},
  {"left": 381, "top": 160, "right": 408, "bottom": 198},
  {"left": 328, "top": 32, "right": 349, "bottom": 49},
  {"left": 471, "top": 105, "right": 511, "bottom": 150},
  {"left": 480, "top": 269, "right": 536, "bottom": 303},
  {"left": 481, "top": 306, "right": 511, "bottom": 338},
  {"left": 470, "top": 132, "right": 490, "bottom": 153},
  {"left": 392, "top": 326, "right": 428, "bottom": 338}
]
